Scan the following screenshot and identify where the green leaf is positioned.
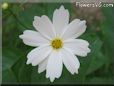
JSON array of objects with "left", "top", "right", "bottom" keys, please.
[
  {"left": 100, "top": 7, "right": 114, "bottom": 74},
  {"left": 2, "top": 47, "right": 21, "bottom": 71},
  {"left": 101, "top": 7, "right": 114, "bottom": 57},
  {"left": 75, "top": 36, "right": 105, "bottom": 82},
  {"left": 86, "top": 52, "right": 106, "bottom": 75},
  {"left": 85, "top": 77, "right": 114, "bottom": 84},
  {"left": 18, "top": 58, "right": 32, "bottom": 84},
  {"left": 16, "top": 4, "right": 46, "bottom": 29},
  {"left": 2, "top": 69, "right": 18, "bottom": 84},
  {"left": 30, "top": 67, "right": 49, "bottom": 84},
  {"left": 15, "top": 3, "right": 73, "bottom": 30},
  {"left": 10, "top": 50, "right": 33, "bottom": 84},
  {"left": 85, "top": 37, "right": 107, "bottom": 75}
]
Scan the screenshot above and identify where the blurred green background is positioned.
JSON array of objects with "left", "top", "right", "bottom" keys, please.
[{"left": 2, "top": 2, "right": 114, "bottom": 85}]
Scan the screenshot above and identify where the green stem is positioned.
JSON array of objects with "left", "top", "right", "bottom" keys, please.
[{"left": 8, "top": 8, "right": 30, "bottom": 29}]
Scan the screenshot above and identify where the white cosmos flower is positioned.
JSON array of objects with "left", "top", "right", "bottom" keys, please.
[{"left": 19, "top": 5, "right": 91, "bottom": 82}]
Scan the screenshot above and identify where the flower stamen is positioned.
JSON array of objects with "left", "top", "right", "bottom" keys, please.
[{"left": 51, "top": 38, "right": 63, "bottom": 50}]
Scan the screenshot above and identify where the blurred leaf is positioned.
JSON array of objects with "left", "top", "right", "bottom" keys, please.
[
  {"left": 102, "top": 7, "right": 114, "bottom": 25},
  {"left": 30, "top": 67, "right": 49, "bottom": 84},
  {"left": 80, "top": 33, "right": 105, "bottom": 67},
  {"left": 86, "top": 52, "right": 106, "bottom": 74},
  {"left": 2, "top": 47, "right": 21, "bottom": 71},
  {"left": 18, "top": 58, "right": 32, "bottom": 84},
  {"left": 85, "top": 77, "right": 114, "bottom": 84},
  {"left": 101, "top": 7, "right": 114, "bottom": 57},
  {"left": 85, "top": 38, "right": 107, "bottom": 74},
  {"left": 17, "top": 4, "right": 46, "bottom": 29},
  {"left": 76, "top": 37, "right": 104, "bottom": 82},
  {"left": 100, "top": 7, "right": 114, "bottom": 74},
  {"left": 2, "top": 69, "right": 18, "bottom": 84},
  {"left": 16, "top": 3, "right": 73, "bottom": 30}
]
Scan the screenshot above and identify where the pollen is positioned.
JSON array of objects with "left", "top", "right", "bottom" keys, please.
[{"left": 51, "top": 38, "right": 63, "bottom": 50}]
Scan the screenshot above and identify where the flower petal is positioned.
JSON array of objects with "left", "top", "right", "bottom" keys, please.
[
  {"left": 64, "top": 39, "right": 90, "bottom": 57},
  {"left": 62, "top": 19, "right": 86, "bottom": 40},
  {"left": 19, "top": 30, "right": 49, "bottom": 47},
  {"left": 38, "top": 57, "right": 48, "bottom": 73},
  {"left": 33, "top": 16, "right": 56, "bottom": 39},
  {"left": 27, "top": 45, "right": 51, "bottom": 66},
  {"left": 61, "top": 48, "right": 80, "bottom": 74},
  {"left": 53, "top": 5, "right": 69, "bottom": 36},
  {"left": 46, "top": 51, "right": 63, "bottom": 82}
]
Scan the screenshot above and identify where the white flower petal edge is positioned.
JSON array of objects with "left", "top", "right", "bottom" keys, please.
[
  {"left": 27, "top": 45, "right": 52, "bottom": 66},
  {"left": 38, "top": 57, "right": 48, "bottom": 73},
  {"left": 62, "top": 48, "right": 80, "bottom": 74},
  {"left": 64, "top": 39, "right": 91, "bottom": 57},
  {"left": 33, "top": 15, "right": 56, "bottom": 40},
  {"left": 46, "top": 51, "right": 63, "bottom": 82},
  {"left": 61, "top": 19, "right": 86, "bottom": 40},
  {"left": 53, "top": 5, "right": 69, "bottom": 36},
  {"left": 19, "top": 30, "right": 49, "bottom": 47}
]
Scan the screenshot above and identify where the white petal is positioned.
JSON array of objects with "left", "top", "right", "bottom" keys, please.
[
  {"left": 27, "top": 45, "right": 51, "bottom": 66},
  {"left": 64, "top": 39, "right": 90, "bottom": 57},
  {"left": 62, "top": 19, "right": 86, "bottom": 40},
  {"left": 61, "top": 48, "right": 80, "bottom": 74},
  {"left": 38, "top": 57, "right": 48, "bottom": 73},
  {"left": 46, "top": 51, "right": 63, "bottom": 82},
  {"left": 53, "top": 5, "right": 69, "bottom": 36},
  {"left": 19, "top": 30, "right": 49, "bottom": 47},
  {"left": 33, "top": 16, "right": 56, "bottom": 40}
]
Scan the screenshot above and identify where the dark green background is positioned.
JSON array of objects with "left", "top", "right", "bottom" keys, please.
[{"left": 2, "top": 3, "right": 114, "bottom": 85}]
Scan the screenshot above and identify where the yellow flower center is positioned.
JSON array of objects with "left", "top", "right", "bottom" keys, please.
[{"left": 51, "top": 38, "right": 63, "bottom": 50}]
